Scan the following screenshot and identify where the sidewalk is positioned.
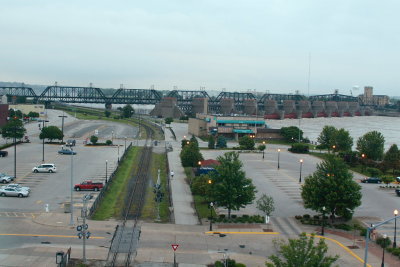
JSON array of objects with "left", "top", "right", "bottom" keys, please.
[{"left": 166, "top": 123, "right": 199, "bottom": 225}]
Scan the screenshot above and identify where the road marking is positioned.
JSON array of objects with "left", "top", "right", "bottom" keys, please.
[
  {"left": 0, "top": 233, "right": 105, "bottom": 239},
  {"left": 308, "top": 234, "right": 372, "bottom": 267},
  {"left": 36, "top": 200, "right": 43, "bottom": 204},
  {"left": 205, "top": 231, "right": 280, "bottom": 235}
]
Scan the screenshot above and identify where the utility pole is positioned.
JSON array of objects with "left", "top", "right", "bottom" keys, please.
[
  {"left": 39, "top": 120, "right": 49, "bottom": 162},
  {"left": 58, "top": 113, "right": 67, "bottom": 144}
]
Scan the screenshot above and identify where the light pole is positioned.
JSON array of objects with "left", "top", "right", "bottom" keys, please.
[
  {"left": 70, "top": 147, "right": 74, "bottom": 225},
  {"left": 361, "top": 153, "right": 366, "bottom": 172},
  {"left": 124, "top": 136, "right": 127, "bottom": 152},
  {"left": 262, "top": 141, "right": 265, "bottom": 159},
  {"left": 381, "top": 234, "right": 387, "bottom": 267},
  {"left": 111, "top": 130, "right": 114, "bottom": 144},
  {"left": 277, "top": 148, "right": 281, "bottom": 170},
  {"left": 321, "top": 206, "right": 326, "bottom": 236},
  {"left": 299, "top": 159, "right": 303, "bottom": 183},
  {"left": 209, "top": 202, "right": 214, "bottom": 231},
  {"left": 105, "top": 160, "right": 108, "bottom": 183},
  {"left": 39, "top": 120, "right": 49, "bottom": 162},
  {"left": 58, "top": 113, "right": 67, "bottom": 144},
  {"left": 394, "top": 209, "right": 398, "bottom": 248},
  {"left": 117, "top": 143, "right": 120, "bottom": 163}
]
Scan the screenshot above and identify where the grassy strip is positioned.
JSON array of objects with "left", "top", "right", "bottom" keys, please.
[
  {"left": 184, "top": 167, "right": 215, "bottom": 219},
  {"left": 91, "top": 147, "right": 141, "bottom": 220},
  {"left": 141, "top": 152, "right": 170, "bottom": 222}
]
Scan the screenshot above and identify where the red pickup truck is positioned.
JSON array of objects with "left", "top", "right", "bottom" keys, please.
[{"left": 74, "top": 181, "right": 103, "bottom": 191}]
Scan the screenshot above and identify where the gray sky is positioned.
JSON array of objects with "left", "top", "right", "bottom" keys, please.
[{"left": 1, "top": 0, "right": 399, "bottom": 96}]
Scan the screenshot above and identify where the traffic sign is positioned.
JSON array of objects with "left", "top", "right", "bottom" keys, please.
[{"left": 171, "top": 244, "right": 179, "bottom": 251}]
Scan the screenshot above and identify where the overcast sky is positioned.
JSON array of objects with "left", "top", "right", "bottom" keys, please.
[{"left": 1, "top": 0, "right": 399, "bottom": 96}]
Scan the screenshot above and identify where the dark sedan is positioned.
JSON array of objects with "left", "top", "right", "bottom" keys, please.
[
  {"left": 361, "top": 177, "right": 382, "bottom": 184},
  {"left": 58, "top": 149, "right": 77, "bottom": 155}
]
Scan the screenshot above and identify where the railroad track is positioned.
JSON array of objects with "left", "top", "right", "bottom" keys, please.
[{"left": 106, "top": 123, "right": 154, "bottom": 267}]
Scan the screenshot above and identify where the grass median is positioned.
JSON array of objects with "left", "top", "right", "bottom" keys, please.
[
  {"left": 141, "top": 152, "right": 171, "bottom": 222},
  {"left": 91, "top": 147, "right": 141, "bottom": 220}
]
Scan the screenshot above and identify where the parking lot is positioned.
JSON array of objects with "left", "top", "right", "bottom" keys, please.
[{"left": 0, "top": 110, "right": 137, "bottom": 214}]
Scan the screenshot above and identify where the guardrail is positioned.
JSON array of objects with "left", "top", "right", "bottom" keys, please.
[{"left": 89, "top": 143, "right": 132, "bottom": 217}]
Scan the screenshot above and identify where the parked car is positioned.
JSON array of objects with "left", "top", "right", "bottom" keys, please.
[
  {"left": 74, "top": 181, "right": 103, "bottom": 191},
  {"left": 66, "top": 139, "right": 76, "bottom": 147},
  {"left": 1, "top": 183, "right": 31, "bottom": 192},
  {"left": 58, "top": 149, "right": 77, "bottom": 155},
  {"left": 0, "top": 173, "right": 14, "bottom": 184},
  {"left": 361, "top": 177, "right": 382, "bottom": 184},
  {"left": 32, "top": 163, "right": 57, "bottom": 173},
  {"left": 0, "top": 187, "right": 29, "bottom": 197},
  {"left": 396, "top": 177, "right": 400, "bottom": 183},
  {"left": 0, "top": 151, "right": 8, "bottom": 157},
  {"left": 395, "top": 188, "right": 400, "bottom": 196}
]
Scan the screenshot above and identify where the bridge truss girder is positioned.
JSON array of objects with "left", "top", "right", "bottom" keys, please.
[
  {"left": 308, "top": 93, "right": 358, "bottom": 102},
  {"left": 111, "top": 89, "right": 162, "bottom": 104},
  {"left": 39, "top": 86, "right": 107, "bottom": 103},
  {"left": 0, "top": 87, "right": 37, "bottom": 97}
]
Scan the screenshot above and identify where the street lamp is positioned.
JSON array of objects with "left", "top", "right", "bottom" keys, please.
[
  {"left": 277, "top": 148, "right": 281, "bottom": 170},
  {"left": 299, "top": 159, "right": 303, "bottom": 183},
  {"left": 321, "top": 206, "right": 326, "bottom": 236},
  {"left": 198, "top": 161, "right": 202, "bottom": 166},
  {"left": 105, "top": 160, "right": 108, "bottom": 183},
  {"left": 111, "top": 130, "right": 114, "bottom": 144},
  {"left": 39, "top": 120, "right": 49, "bottom": 162},
  {"left": 381, "top": 234, "right": 387, "bottom": 267},
  {"left": 209, "top": 202, "right": 214, "bottom": 231},
  {"left": 394, "top": 209, "right": 398, "bottom": 248},
  {"left": 262, "top": 141, "right": 265, "bottom": 159},
  {"left": 361, "top": 153, "right": 366, "bottom": 172},
  {"left": 124, "top": 136, "right": 127, "bottom": 152},
  {"left": 70, "top": 147, "right": 74, "bottom": 225}
]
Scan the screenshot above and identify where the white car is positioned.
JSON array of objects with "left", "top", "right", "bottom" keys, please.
[
  {"left": 32, "top": 163, "right": 57, "bottom": 173},
  {"left": 0, "top": 187, "right": 29, "bottom": 197},
  {"left": 0, "top": 173, "right": 14, "bottom": 184},
  {"left": 1, "top": 184, "right": 31, "bottom": 192}
]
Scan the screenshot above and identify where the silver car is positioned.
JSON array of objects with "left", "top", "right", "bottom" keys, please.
[
  {"left": 1, "top": 184, "right": 31, "bottom": 192},
  {"left": 0, "top": 187, "right": 29, "bottom": 197},
  {"left": 0, "top": 174, "right": 13, "bottom": 184},
  {"left": 32, "top": 164, "right": 57, "bottom": 173}
]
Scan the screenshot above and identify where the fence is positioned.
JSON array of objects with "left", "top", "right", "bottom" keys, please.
[{"left": 89, "top": 143, "right": 132, "bottom": 217}]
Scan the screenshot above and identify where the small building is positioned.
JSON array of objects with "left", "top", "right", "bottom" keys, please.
[
  {"left": 189, "top": 114, "right": 276, "bottom": 140},
  {"left": 8, "top": 104, "right": 45, "bottom": 117}
]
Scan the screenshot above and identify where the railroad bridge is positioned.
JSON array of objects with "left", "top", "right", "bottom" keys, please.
[{"left": 0, "top": 85, "right": 372, "bottom": 118}]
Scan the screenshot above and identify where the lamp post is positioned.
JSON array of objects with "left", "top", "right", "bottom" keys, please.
[
  {"left": 58, "top": 113, "right": 67, "bottom": 144},
  {"left": 117, "top": 144, "right": 120, "bottom": 163},
  {"left": 209, "top": 202, "right": 214, "bottom": 231},
  {"left": 39, "top": 120, "right": 49, "bottom": 162},
  {"left": 299, "top": 159, "right": 303, "bottom": 183},
  {"left": 394, "top": 209, "right": 398, "bottom": 248},
  {"left": 105, "top": 160, "right": 108, "bottom": 183},
  {"left": 70, "top": 147, "right": 74, "bottom": 225},
  {"left": 381, "top": 234, "right": 387, "bottom": 267},
  {"left": 111, "top": 130, "right": 114, "bottom": 145},
  {"left": 124, "top": 136, "right": 127, "bottom": 152},
  {"left": 277, "top": 148, "right": 281, "bottom": 170},
  {"left": 321, "top": 206, "right": 326, "bottom": 236},
  {"left": 361, "top": 153, "right": 366, "bottom": 172},
  {"left": 262, "top": 141, "right": 265, "bottom": 159}
]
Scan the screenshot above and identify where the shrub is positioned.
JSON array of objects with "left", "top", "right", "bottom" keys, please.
[
  {"left": 231, "top": 214, "right": 237, "bottom": 219},
  {"left": 333, "top": 224, "right": 353, "bottom": 231},
  {"left": 219, "top": 214, "right": 226, "bottom": 219},
  {"left": 313, "top": 215, "right": 320, "bottom": 220},
  {"left": 303, "top": 214, "right": 310, "bottom": 219},
  {"left": 105, "top": 140, "right": 112, "bottom": 145},
  {"left": 289, "top": 143, "right": 309, "bottom": 153},
  {"left": 359, "top": 228, "right": 367, "bottom": 237},
  {"left": 366, "top": 167, "right": 382, "bottom": 177},
  {"left": 376, "top": 236, "right": 392, "bottom": 248}
]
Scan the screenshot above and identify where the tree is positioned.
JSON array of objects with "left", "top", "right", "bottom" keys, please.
[
  {"left": 301, "top": 155, "right": 362, "bottom": 221},
  {"left": 334, "top": 128, "right": 353, "bottom": 152},
  {"left": 258, "top": 144, "right": 266, "bottom": 151},
  {"left": 208, "top": 135, "right": 215, "bottom": 149},
  {"left": 122, "top": 104, "right": 134, "bottom": 118},
  {"left": 1, "top": 119, "right": 26, "bottom": 139},
  {"left": 281, "top": 126, "right": 303, "bottom": 143},
  {"left": 266, "top": 233, "right": 339, "bottom": 267},
  {"left": 317, "top": 126, "right": 337, "bottom": 151},
  {"left": 356, "top": 131, "right": 385, "bottom": 161},
  {"left": 90, "top": 135, "right": 98, "bottom": 145},
  {"left": 210, "top": 152, "right": 256, "bottom": 218},
  {"left": 27, "top": 111, "right": 39, "bottom": 118},
  {"left": 190, "top": 135, "right": 199, "bottom": 147},
  {"left": 8, "top": 109, "right": 23, "bottom": 119},
  {"left": 165, "top": 117, "right": 173, "bottom": 125},
  {"left": 39, "top": 126, "right": 63, "bottom": 142},
  {"left": 381, "top": 176, "right": 394, "bottom": 187},
  {"left": 256, "top": 194, "right": 275, "bottom": 217},
  {"left": 181, "top": 139, "right": 190, "bottom": 149},
  {"left": 104, "top": 110, "right": 111, "bottom": 117},
  {"left": 216, "top": 135, "right": 227, "bottom": 148},
  {"left": 383, "top": 144, "right": 400, "bottom": 175},
  {"left": 239, "top": 135, "right": 255, "bottom": 150},
  {"left": 180, "top": 142, "right": 204, "bottom": 167}
]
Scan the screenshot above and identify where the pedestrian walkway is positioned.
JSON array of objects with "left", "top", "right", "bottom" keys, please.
[{"left": 166, "top": 123, "right": 199, "bottom": 225}]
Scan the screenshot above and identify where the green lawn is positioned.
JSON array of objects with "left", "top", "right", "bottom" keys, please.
[
  {"left": 141, "top": 152, "right": 171, "bottom": 222},
  {"left": 91, "top": 147, "right": 140, "bottom": 220}
]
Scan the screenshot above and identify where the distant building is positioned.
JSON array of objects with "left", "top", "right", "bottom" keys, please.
[
  {"left": 0, "top": 104, "right": 9, "bottom": 126},
  {"left": 188, "top": 114, "right": 282, "bottom": 140},
  {"left": 358, "top": 86, "right": 389, "bottom": 106}
]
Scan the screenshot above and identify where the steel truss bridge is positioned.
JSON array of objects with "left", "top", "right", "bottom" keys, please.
[{"left": 0, "top": 85, "right": 359, "bottom": 111}]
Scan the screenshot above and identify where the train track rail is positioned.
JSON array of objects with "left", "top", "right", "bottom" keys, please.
[{"left": 106, "top": 123, "right": 155, "bottom": 267}]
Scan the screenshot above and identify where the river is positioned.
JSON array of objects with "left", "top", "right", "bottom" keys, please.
[{"left": 266, "top": 116, "right": 400, "bottom": 150}]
